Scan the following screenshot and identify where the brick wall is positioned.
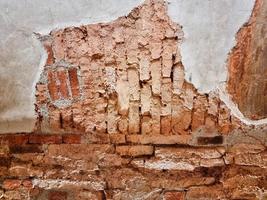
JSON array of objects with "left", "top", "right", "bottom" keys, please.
[{"left": 0, "top": 0, "right": 266, "bottom": 199}]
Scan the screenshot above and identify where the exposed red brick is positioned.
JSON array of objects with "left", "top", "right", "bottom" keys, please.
[
  {"left": 62, "top": 134, "right": 81, "bottom": 144},
  {"left": 29, "top": 135, "right": 62, "bottom": 144},
  {"left": 0, "top": 134, "right": 29, "bottom": 145},
  {"left": 68, "top": 68, "right": 80, "bottom": 98},
  {"left": 43, "top": 42, "right": 55, "bottom": 66},
  {"left": 3, "top": 179, "right": 21, "bottom": 190},
  {"left": 47, "top": 70, "right": 59, "bottom": 101},
  {"left": 57, "top": 70, "right": 69, "bottom": 99},
  {"left": 48, "top": 191, "right": 68, "bottom": 200},
  {"left": 164, "top": 191, "right": 185, "bottom": 200}
]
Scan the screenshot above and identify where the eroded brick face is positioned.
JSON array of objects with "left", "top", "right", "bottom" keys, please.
[
  {"left": 227, "top": 0, "right": 267, "bottom": 120},
  {"left": 1, "top": 0, "right": 266, "bottom": 199}
]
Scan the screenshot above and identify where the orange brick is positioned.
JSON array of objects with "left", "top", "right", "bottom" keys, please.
[{"left": 3, "top": 179, "right": 21, "bottom": 190}]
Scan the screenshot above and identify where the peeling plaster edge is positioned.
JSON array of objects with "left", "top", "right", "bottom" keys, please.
[
  {"left": 218, "top": 84, "right": 267, "bottom": 126},
  {"left": 34, "top": 1, "right": 145, "bottom": 36}
]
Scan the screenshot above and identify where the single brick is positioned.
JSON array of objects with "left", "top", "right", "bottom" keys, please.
[
  {"left": 116, "top": 145, "right": 154, "bottom": 157},
  {"left": 164, "top": 191, "right": 185, "bottom": 200},
  {"left": 29, "top": 135, "right": 62, "bottom": 144},
  {"left": 197, "top": 136, "right": 223, "bottom": 145},
  {"left": 0, "top": 134, "right": 29, "bottom": 145},
  {"left": 151, "top": 60, "right": 161, "bottom": 96},
  {"left": 9, "top": 145, "right": 43, "bottom": 154},
  {"left": 68, "top": 68, "right": 80, "bottom": 98},
  {"left": 62, "top": 134, "right": 81, "bottom": 144},
  {"left": 128, "top": 68, "right": 140, "bottom": 101},
  {"left": 3, "top": 179, "right": 21, "bottom": 190},
  {"left": 57, "top": 70, "right": 69, "bottom": 99},
  {"left": 49, "top": 191, "right": 68, "bottom": 200},
  {"left": 109, "top": 134, "right": 126, "bottom": 144},
  {"left": 47, "top": 70, "right": 59, "bottom": 101}
]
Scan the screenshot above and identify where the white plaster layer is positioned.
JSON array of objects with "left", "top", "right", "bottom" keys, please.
[
  {"left": 218, "top": 85, "right": 267, "bottom": 126},
  {"left": 0, "top": 0, "right": 144, "bottom": 133},
  {"left": 167, "top": 0, "right": 255, "bottom": 93}
]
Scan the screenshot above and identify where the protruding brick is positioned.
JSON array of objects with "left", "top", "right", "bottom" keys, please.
[{"left": 116, "top": 145, "right": 153, "bottom": 157}]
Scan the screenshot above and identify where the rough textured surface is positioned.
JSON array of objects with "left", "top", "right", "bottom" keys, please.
[
  {"left": 227, "top": 0, "right": 267, "bottom": 120},
  {"left": 0, "top": 0, "right": 257, "bottom": 133},
  {"left": 0, "top": 0, "right": 266, "bottom": 199}
]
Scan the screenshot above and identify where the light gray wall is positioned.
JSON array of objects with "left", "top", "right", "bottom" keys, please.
[{"left": 0, "top": 0, "right": 257, "bottom": 133}]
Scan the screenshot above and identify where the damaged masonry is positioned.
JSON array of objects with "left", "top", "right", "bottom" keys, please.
[{"left": 0, "top": 0, "right": 266, "bottom": 199}]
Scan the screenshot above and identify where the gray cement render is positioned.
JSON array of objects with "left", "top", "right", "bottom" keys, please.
[{"left": 0, "top": 0, "right": 261, "bottom": 133}]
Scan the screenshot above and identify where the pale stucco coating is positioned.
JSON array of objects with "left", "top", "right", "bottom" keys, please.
[
  {"left": 0, "top": 0, "right": 260, "bottom": 133},
  {"left": 167, "top": 0, "right": 255, "bottom": 93}
]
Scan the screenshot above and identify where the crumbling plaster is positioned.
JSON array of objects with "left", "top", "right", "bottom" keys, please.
[{"left": 0, "top": 0, "right": 260, "bottom": 133}]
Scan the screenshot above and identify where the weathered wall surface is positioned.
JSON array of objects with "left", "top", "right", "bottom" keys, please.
[
  {"left": 0, "top": 0, "right": 143, "bottom": 133},
  {"left": 227, "top": 0, "right": 267, "bottom": 120},
  {"left": 0, "top": 0, "right": 266, "bottom": 200},
  {"left": 0, "top": 0, "right": 257, "bottom": 133}
]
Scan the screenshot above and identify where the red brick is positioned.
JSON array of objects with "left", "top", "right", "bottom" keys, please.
[
  {"left": 49, "top": 191, "right": 68, "bottom": 200},
  {"left": 43, "top": 42, "right": 55, "bottom": 66},
  {"left": 68, "top": 68, "right": 80, "bottom": 98},
  {"left": 22, "top": 180, "right": 33, "bottom": 188},
  {"left": 3, "top": 179, "right": 21, "bottom": 190},
  {"left": 47, "top": 70, "right": 59, "bottom": 101},
  {"left": 62, "top": 134, "right": 81, "bottom": 144},
  {"left": 164, "top": 191, "right": 185, "bottom": 200},
  {"left": 29, "top": 135, "right": 62, "bottom": 144},
  {"left": 57, "top": 70, "right": 69, "bottom": 99},
  {"left": 0, "top": 134, "right": 29, "bottom": 145}
]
